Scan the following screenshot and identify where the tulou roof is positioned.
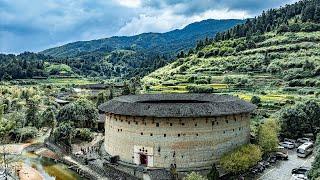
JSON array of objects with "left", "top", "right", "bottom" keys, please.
[{"left": 98, "top": 93, "right": 256, "bottom": 118}]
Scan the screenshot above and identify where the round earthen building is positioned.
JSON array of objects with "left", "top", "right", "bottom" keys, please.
[{"left": 99, "top": 94, "right": 256, "bottom": 170}]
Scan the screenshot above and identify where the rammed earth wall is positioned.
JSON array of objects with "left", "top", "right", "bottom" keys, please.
[{"left": 104, "top": 113, "right": 251, "bottom": 170}]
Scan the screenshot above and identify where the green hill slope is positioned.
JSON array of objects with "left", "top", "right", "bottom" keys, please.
[{"left": 143, "top": 0, "right": 320, "bottom": 112}]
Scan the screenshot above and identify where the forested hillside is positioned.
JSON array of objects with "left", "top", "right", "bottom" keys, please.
[{"left": 0, "top": 19, "right": 243, "bottom": 80}]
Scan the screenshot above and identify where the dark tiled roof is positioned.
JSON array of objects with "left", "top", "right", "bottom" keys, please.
[{"left": 98, "top": 93, "right": 256, "bottom": 118}]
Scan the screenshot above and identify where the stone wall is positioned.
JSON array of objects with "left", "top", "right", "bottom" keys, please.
[{"left": 104, "top": 113, "right": 251, "bottom": 170}]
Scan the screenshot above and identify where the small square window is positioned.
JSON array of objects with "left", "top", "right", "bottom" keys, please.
[
  {"left": 170, "top": 123, "right": 173, "bottom": 126},
  {"left": 150, "top": 133, "right": 153, "bottom": 136},
  {"left": 178, "top": 134, "right": 180, "bottom": 137},
  {"left": 156, "top": 123, "right": 159, "bottom": 127},
  {"left": 164, "top": 134, "right": 166, "bottom": 137},
  {"left": 182, "top": 123, "right": 185, "bottom": 126},
  {"left": 195, "top": 123, "right": 197, "bottom": 127},
  {"left": 141, "top": 132, "right": 143, "bottom": 135},
  {"left": 226, "top": 120, "right": 229, "bottom": 123}
]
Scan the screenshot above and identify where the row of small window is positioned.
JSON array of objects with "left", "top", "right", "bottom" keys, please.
[
  {"left": 116, "top": 127, "right": 244, "bottom": 134},
  {"left": 114, "top": 120, "right": 239, "bottom": 128},
  {"left": 116, "top": 127, "right": 245, "bottom": 135},
  {"left": 139, "top": 132, "right": 197, "bottom": 137},
  {"left": 222, "top": 127, "right": 244, "bottom": 134}
]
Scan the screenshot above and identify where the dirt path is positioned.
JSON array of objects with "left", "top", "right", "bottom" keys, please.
[{"left": 18, "top": 163, "right": 44, "bottom": 180}]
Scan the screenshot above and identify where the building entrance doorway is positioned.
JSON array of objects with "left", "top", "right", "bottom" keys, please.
[
  {"left": 134, "top": 145, "right": 154, "bottom": 167},
  {"left": 139, "top": 153, "right": 148, "bottom": 165}
]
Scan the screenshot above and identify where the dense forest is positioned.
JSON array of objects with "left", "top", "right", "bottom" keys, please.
[{"left": 199, "top": 0, "right": 320, "bottom": 45}]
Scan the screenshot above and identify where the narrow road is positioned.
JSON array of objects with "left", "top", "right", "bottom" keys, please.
[{"left": 257, "top": 150, "right": 314, "bottom": 180}]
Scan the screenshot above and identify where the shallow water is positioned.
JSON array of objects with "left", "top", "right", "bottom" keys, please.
[{"left": 22, "top": 152, "right": 83, "bottom": 180}]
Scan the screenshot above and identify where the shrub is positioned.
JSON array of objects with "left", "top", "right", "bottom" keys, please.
[
  {"left": 197, "top": 51, "right": 205, "bottom": 58},
  {"left": 288, "top": 79, "right": 305, "bottom": 87},
  {"left": 250, "top": 96, "right": 261, "bottom": 105},
  {"left": 184, "top": 172, "right": 206, "bottom": 180},
  {"left": 186, "top": 85, "right": 214, "bottom": 93},
  {"left": 195, "top": 79, "right": 209, "bottom": 84},
  {"left": 220, "top": 144, "right": 262, "bottom": 173},
  {"left": 15, "top": 126, "right": 38, "bottom": 141},
  {"left": 187, "top": 76, "right": 196, "bottom": 83},
  {"left": 301, "top": 22, "right": 320, "bottom": 32},
  {"left": 267, "top": 63, "right": 282, "bottom": 74},
  {"left": 288, "top": 23, "right": 301, "bottom": 32},
  {"left": 277, "top": 24, "right": 289, "bottom": 33},
  {"left": 74, "top": 128, "right": 93, "bottom": 142}
]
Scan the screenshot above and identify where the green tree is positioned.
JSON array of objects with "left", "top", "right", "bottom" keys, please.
[
  {"left": 25, "top": 99, "right": 40, "bottom": 128},
  {"left": 207, "top": 164, "right": 219, "bottom": 180},
  {"left": 122, "top": 82, "right": 131, "bottom": 95},
  {"left": 280, "top": 101, "right": 320, "bottom": 139},
  {"left": 314, "top": 6, "right": 320, "bottom": 22},
  {"left": 0, "top": 105, "right": 4, "bottom": 121},
  {"left": 308, "top": 133, "right": 320, "bottom": 180},
  {"left": 41, "top": 106, "right": 56, "bottom": 129},
  {"left": 220, "top": 144, "right": 262, "bottom": 173},
  {"left": 301, "top": 100, "right": 320, "bottom": 138},
  {"left": 302, "top": 5, "right": 316, "bottom": 22},
  {"left": 96, "top": 91, "right": 108, "bottom": 107},
  {"left": 257, "top": 119, "right": 279, "bottom": 153},
  {"left": 53, "top": 122, "right": 75, "bottom": 146},
  {"left": 1, "top": 73, "right": 12, "bottom": 81},
  {"left": 56, "top": 99, "right": 98, "bottom": 128}
]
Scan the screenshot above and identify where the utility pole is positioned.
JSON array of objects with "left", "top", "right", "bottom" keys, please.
[{"left": 2, "top": 146, "right": 8, "bottom": 180}]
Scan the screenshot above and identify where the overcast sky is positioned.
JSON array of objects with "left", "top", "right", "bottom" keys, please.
[{"left": 0, "top": 0, "right": 299, "bottom": 54}]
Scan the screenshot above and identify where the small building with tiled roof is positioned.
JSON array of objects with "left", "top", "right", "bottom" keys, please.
[{"left": 99, "top": 93, "right": 256, "bottom": 170}]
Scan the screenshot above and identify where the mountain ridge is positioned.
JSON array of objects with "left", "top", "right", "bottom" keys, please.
[{"left": 40, "top": 19, "right": 244, "bottom": 58}]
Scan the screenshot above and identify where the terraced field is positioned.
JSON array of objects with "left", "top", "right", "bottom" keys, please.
[{"left": 142, "top": 30, "right": 320, "bottom": 116}]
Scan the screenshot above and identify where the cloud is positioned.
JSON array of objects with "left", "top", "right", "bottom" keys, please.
[
  {"left": 118, "top": 9, "right": 250, "bottom": 36},
  {"left": 114, "top": 0, "right": 142, "bottom": 8},
  {"left": 0, "top": 0, "right": 299, "bottom": 54},
  {"left": 141, "top": 0, "right": 299, "bottom": 15}
]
